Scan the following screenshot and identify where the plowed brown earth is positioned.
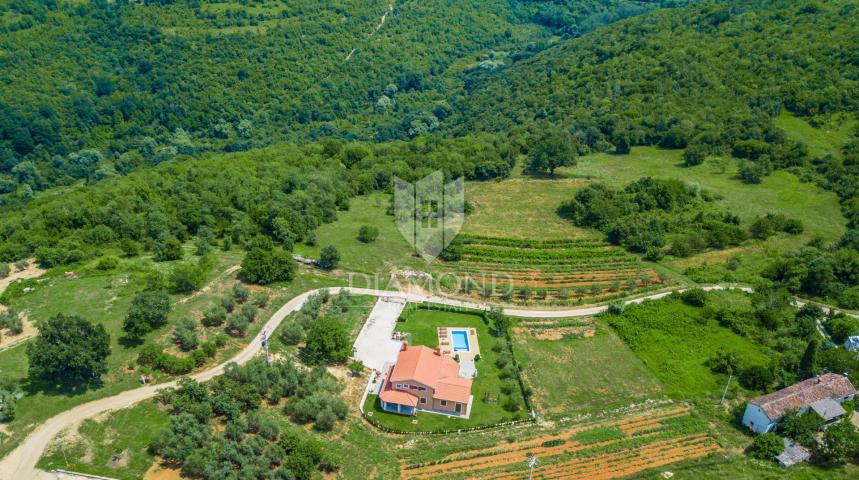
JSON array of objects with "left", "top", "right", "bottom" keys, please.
[{"left": 401, "top": 406, "right": 712, "bottom": 480}]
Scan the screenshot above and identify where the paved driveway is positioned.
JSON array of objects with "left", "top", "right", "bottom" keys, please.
[{"left": 353, "top": 297, "right": 405, "bottom": 372}]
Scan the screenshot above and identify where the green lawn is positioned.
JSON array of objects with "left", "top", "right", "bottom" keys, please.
[
  {"left": 512, "top": 319, "right": 662, "bottom": 416},
  {"left": 37, "top": 400, "right": 169, "bottom": 479},
  {"left": 605, "top": 290, "right": 772, "bottom": 399},
  {"left": 365, "top": 307, "right": 528, "bottom": 432},
  {"left": 293, "top": 193, "right": 422, "bottom": 276}
]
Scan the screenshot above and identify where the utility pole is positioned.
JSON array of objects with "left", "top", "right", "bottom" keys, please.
[
  {"left": 719, "top": 374, "right": 733, "bottom": 404},
  {"left": 527, "top": 453, "right": 537, "bottom": 480},
  {"left": 261, "top": 329, "right": 271, "bottom": 366}
]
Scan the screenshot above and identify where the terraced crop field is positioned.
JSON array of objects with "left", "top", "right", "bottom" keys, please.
[
  {"left": 437, "top": 235, "right": 664, "bottom": 303},
  {"left": 400, "top": 405, "right": 719, "bottom": 480}
]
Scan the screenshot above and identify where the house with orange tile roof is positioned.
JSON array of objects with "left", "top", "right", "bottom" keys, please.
[{"left": 378, "top": 342, "right": 473, "bottom": 417}]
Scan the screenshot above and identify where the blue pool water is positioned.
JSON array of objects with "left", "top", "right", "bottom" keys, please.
[{"left": 451, "top": 330, "right": 470, "bottom": 352}]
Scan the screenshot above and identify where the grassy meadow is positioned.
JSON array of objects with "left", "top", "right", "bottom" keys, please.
[
  {"left": 462, "top": 178, "right": 596, "bottom": 239},
  {"left": 605, "top": 290, "right": 771, "bottom": 400},
  {"left": 512, "top": 318, "right": 662, "bottom": 415},
  {"left": 293, "top": 193, "right": 422, "bottom": 277}
]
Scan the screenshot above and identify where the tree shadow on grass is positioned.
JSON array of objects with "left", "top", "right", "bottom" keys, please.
[{"left": 21, "top": 374, "right": 105, "bottom": 398}]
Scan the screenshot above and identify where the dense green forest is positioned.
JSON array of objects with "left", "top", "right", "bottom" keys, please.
[
  {"left": 0, "top": 0, "right": 694, "bottom": 194},
  {"left": 1, "top": 0, "right": 859, "bottom": 304},
  {"left": 0, "top": 135, "right": 516, "bottom": 263}
]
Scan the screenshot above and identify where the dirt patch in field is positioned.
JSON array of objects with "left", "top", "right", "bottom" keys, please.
[
  {"left": 0, "top": 312, "right": 36, "bottom": 350},
  {"left": 144, "top": 461, "right": 183, "bottom": 480},
  {"left": 176, "top": 264, "right": 241, "bottom": 305},
  {"left": 0, "top": 259, "right": 45, "bottom": 296},
  {"left": 107, "top": 449, "right": 129, "bottom": 469},
  {"left": 514, "top": 326, "right": 596, "bottom": 340}
]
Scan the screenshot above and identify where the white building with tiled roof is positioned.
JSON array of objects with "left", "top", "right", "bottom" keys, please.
[{"left": 741, "top": 373, "right": 856, "bottom": 433}]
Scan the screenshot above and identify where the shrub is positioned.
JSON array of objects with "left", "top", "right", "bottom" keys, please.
[
  {"left": 220, "top": 296, "right": 236, "bottom": 313},
  {"left": 280, "top": 322, "right": 305, "bottom": 345},
  {"left": 0, "top": 263, "right": 9, "bottom": 278},
  {"left": 169, "top": 261, "right": 209, "bottom": 294},
  {"left": 0, "top": 308, "right": 23, "bottom": 335},
  {"left": 357, "top": 225, "right": 379, "bottom": 243},
  {"left": 172, "top": 318, "right": 199, "bottom": 351},
  {"left": 747, "top": 432, "right": 783, "bottom": 460},
  {"left": 95, "top": 256, "right": 119, "bottom": 270},
  {"left": 680, "top": 288, "right": 707, "bottom": 307},
  {"left": 239, "top": 303, "right": 257, "bottom": 323},
  {"left": 226, "top": 314, "right": 249, "bottom": 337},
  {"left": 232, "top": 283, "right": 250, "bottom": 303},
  {"left": 740, "top": 364, "right": 774, "bottom": 390},
  {"left": 315, "top": 410, "right": 337, "bottom": 431},
  {"left": 202, "top": 306, "right": 227, "bottom": 327},
  {"left": 241, "top": 247, "right": 296, "bottom": 285},
  {"left": 123, "top": 291, "right": 171, "bottom": 340},
  {"left": 318, "top": 245, "right": 340, "bottom": 270},
  {"left": 200, "top": 341, "right": 217, "bottom": 358},
  {"left": 153, "top": 237, "right": 183, "bottom": 262},
  {"left": 252, "top": 291, "right": 270, "bottom": 308}
]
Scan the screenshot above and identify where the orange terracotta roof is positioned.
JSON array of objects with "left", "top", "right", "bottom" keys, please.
[
  {"left": 750, "top": 373, "right": 856, "bottom": 420},
  {"left": 388, "top": 345, "right": 472, "bottom": 404}
]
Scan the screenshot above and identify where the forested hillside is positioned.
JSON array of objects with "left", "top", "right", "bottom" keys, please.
[
  {"left": 452, "top": 0, "right": 858, "bottom": 156},
  {"left": 0, "top": 0, "right": 691, "bottom": 195}
]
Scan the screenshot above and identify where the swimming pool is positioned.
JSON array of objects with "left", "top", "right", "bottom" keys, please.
[{"left": 451, "top": 330, "right": 470, "bottom": 352}]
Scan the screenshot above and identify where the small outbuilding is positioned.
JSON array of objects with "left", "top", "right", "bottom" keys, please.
[
  {"left": 741, "top": 373, "right": 856, "bottom": 433},
  {"left": 775, "top": 438, "right": 811, "bottom": 468}
]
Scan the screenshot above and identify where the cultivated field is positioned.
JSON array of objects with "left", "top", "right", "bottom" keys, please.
[
  {"left": 435, "top": 235, "right": 664, "bottom": 304},
  {"left": 399, "top": 404, "right": 720, "bottom": 480}
]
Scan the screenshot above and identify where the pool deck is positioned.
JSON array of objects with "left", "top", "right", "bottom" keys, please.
[{"left": 437, "top": 326, "right": 480, "bottom": 363}]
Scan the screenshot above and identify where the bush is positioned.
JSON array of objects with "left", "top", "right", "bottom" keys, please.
[
  {"left": 232, "top": 283, "right": 250, "bottom": 303},
  {"left": 747, "top": 432, "right": 783, "bottom": 460},
  {"left": 169, "top": 261, "right": 209, "bottom": 294},
  {"left": 252, "top": 291, "right": 270, "bottom": 308},
  {"left": 241, "top": 247, "right": 296, "bottom": 285},
  {"left": 154, "top": 237, "right": 183, "bottom": 262},
  {"left": 680, "top": 288, "right": 707, "bottom": 307},
  {"left": 226, "top": 314, "right": 249, "bottom": 337},
  {"left": 220, "top": 296, "right": 236, "bottom": 313},
  {"left": 315, "top": 410, "right": 337, "bottom": 431},
  {"left": 202, "top": 306, "right": 227, "bottom": 327},
  {"left": 95, "top": 256, "right": 119, "bottom": 270},
  {"left": 740, "top": 364, "right": 774, "bottom": 390},
  {"left": 357, "top": 225, "right": 379, "bottom": 243},
  {"left": 318, "top": 245, "right": 340, "bottom": 270},
  {"left": 280, "top": 322, "right": 305, "bottom": 345},
  {"left": 172, "top": 318, "right": 199, "bottom": 351},
  {"left": 123, "top": 291, "right": 171, "bottom": 340},
  {"left": 239, "top": 303, "right": 257, "bottom": 323},
  {"left": 0, "top": 308, "right": 23, "bottom": 335}
]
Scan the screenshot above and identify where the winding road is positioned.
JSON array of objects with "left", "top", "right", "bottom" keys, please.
[{"left": 0, "top": 284, "right": 853, "bottom": 479}]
